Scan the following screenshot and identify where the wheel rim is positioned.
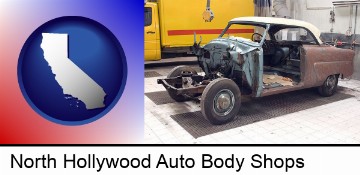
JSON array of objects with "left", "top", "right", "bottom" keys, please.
[
  {"left": 213, "top": 89, "right": 235, "bottom": 116},
  {"left": 325, "top": 75, "right": 336, "bottom": 91}
]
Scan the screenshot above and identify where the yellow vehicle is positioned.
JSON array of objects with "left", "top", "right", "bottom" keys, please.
[{"left": 144, "top": 0, "right": 254, "bottom": 61}]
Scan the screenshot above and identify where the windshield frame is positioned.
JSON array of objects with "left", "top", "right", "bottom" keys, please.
[{"left": 219, "top": 22, "right": 270, "bottom": 47}]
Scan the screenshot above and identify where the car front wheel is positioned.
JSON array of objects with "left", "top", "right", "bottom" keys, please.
[{"left": 201, "top": 78, "right": 241, "bottom": 125}]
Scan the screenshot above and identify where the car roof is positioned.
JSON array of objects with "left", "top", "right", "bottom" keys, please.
[{"left": 230, "top": 17, "right": 322, "bottom": 44}]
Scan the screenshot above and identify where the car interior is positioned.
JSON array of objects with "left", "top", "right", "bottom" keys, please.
[{"left": 253, "top": 27, "right": 317, "bottom": 89}]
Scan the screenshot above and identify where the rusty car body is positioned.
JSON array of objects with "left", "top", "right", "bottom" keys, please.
[{"left": 158, "top": 17, "right": 354, "bottom": 125}]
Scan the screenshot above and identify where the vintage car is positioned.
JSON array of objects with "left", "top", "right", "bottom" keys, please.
[{"left": 157, "top": 17, "right": 354, "bottom": 125}]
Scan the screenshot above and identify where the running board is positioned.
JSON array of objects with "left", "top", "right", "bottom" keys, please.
[{"left": 260, "top": 83, "right": 305, "bottom": 97}]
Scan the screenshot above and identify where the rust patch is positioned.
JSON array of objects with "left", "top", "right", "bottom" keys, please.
[{"left": 302, "top": 45, "right": 354, "bottom": 87}]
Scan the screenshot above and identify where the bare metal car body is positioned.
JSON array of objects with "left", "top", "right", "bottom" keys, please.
[{"left": 158, "top": 17, "right": 354, "bottom": 125}]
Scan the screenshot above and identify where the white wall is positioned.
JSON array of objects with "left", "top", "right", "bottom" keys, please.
[{"left": 289, "top": 0, "right": 360, "bottom": 35}]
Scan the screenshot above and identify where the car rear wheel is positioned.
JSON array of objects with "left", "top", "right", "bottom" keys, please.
[
  {"left": 318, "top": 74, "right": 338, "bottom": 97},
  {"left": 201, "top": 78, "right": 241, "bottom": 125},
  {"left": 166, "top": 66, "right": 198, "bottom": 102}
]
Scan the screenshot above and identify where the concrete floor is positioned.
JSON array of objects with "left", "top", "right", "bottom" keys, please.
[{"left": 144, "top": 63, "right": 360, "bottom": 144}]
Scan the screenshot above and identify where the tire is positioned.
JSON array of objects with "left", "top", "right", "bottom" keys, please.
[
  {"left": 318, "top": 74, "right": 338, "bottom": 97},
  {"left": 201, "top": 78, "right": 241, "bottom": 125},
  {"left": 166, "top": 66, "right": 197, "bottom": 102}
]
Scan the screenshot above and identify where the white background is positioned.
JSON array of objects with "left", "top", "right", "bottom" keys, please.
[{"left": 0, "top": 146, "right": 359, "bottom": 174}]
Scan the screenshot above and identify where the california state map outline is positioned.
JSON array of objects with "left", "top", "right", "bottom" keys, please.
[{"left": 40, "top": 33, "right": 106, "bottom": 110}]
